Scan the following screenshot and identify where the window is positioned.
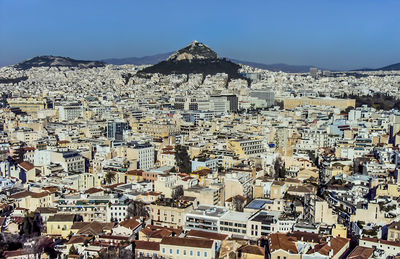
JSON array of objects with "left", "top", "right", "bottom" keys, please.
[
  {"left": 197, "top": 251, "right": 201, "bottom": 256},
  {"left": 177, "top": 249, "right": 180, "bottom": 255},
  {"left": 170, "top": 249, "right": 173, "bottom": 254},
  {"left": 204, "top": 252, "right": 208, "bottom": 257},
  {"left": 183, "top": 250, "right": 186, "bottom": 255},
  {"left": 190, "top": 250, "right": 193, "bottom": 256},
  {"left": 162, "top": 248, "right": 165, "bottom": 253}
]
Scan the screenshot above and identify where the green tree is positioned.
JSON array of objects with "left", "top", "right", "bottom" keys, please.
[
  {"left": 274, "top": 157, "right": 286, "bottom": 179},
  {"left": 175, "top": 145, "right": 191, "bottom": 173},
  {"left": 105, "top": 171, "right": 116, "bottom": 184},
  {"left": 171, "top": 185, "right": 184, "bottom": 200},
  {"left": 69, "top": 245, "right": 78, "bottom": 255},
  {"left": 126, "top": 200, "right": 149, "bottom": 219},
  {"left": 19, "top": 212, "right": 41, "bottom": 237}
]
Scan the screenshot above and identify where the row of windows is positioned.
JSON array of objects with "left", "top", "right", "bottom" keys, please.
[
  {"left": 220, "top": 227, "right": 246, "bottom": 234},
  {"left": 111, "top": 212, "right": 126, "bottom": 217},
  {"left": 161, "top": 248, "right": 208, "bottom": 257},
  {"left": 220, "top": 221, "right": 246, "bottom": 228}
]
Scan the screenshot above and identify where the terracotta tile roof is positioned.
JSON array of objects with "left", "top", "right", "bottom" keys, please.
[
  {"left": 127, "top": 170, "right": 144, "bottom": 176},
  {"left": 186, "top": 229, "right": 228, "bottom": 241},
  {"left": 71, "top": 222, "right": 88, "bottom": 230},
  {"left": 161, "top": 237, "right": 214, "bottom": 249},
  {"left": 268, "top": 233, "right": 298, "bottom": 254},
  {"left": 30, "top": 191, "right": 50, "bottom": 198},
  {"left": 141, "top": 225, "right": 183, "bottom": 239},
  {"left": 347, "top": 246, "right": 375, "bottom": 259},
  {"left": 308, "top": 236, "right": 350, "bottom": 257},
  {"left": 287, "top": 231, "right": 322, "bottom": 243},
  {"left": 18, "top": 161, "right": 34, "bottom": 171},
  {"left": 10, "top": 191, "right": 33, "bottom": 199},
  {"left": 10, "top": 191, "right": 50, "bottom": 199},
  {"left": 239, "top": 245, "right": 265, "bottom": 256},
  {"left": 48, "top": 214, "right": 77, "bottom": 222},
  {"left": 3, "top": 249, "right": 31, "bottom": 258},
  {"left": 119, "top": 218, "right": 141, "bottom": 230},
  {"left": 84, "top": 187, "right": 103, "bottom": 194},
  {"left": 67, "top": 236, "right": 92, "bottom": 245},
  {"left": 42, "top": 186, "right": 59, "bottom": 193},
  {"left": 133, "top": 240, "right": 160, "bottom": 251},
  {"left": 76, "top": 221, "right": 114, "bottom": 236}
]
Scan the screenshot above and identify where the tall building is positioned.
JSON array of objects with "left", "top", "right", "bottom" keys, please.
[
  {"left": 107, "top": 121, "right": 129, "bottom": 141},
  {"left": 129, "top": 142, "right": 155, "bottom": 170},
  {"left": 210, "top": 96, "right": 230, "bottom": 114},
  {"left": 310, "top": 67, "right": 319, "bottom": 78},
  {"left": 59, "top": 105, "right": 83, "bottom": 121},
  {"left": 249, "top": 89, "right": 275, "bottom": 107},
  {"left": 223, "top": 94, "right": 238, "bottom": 112}
]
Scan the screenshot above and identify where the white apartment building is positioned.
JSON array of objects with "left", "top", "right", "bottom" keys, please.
[
  {"left": 58, "top": 105, "right": 83, "bottom": 121},
  {"left": 34, "top": 149, "right": 85, "bottom": 172}
]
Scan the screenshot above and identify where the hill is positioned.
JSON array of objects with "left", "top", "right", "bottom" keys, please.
[
  {"left": 15, "top": 56, "right": 105, "bottom": 70},
  {"left": 138, "top": 41, "right": 243, "bottom": 79}
]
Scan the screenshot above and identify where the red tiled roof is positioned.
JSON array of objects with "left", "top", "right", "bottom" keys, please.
[
  {"left": 19, "top": 161, "right": 34, "bottom": 171},
  {"left": 134, "top": 240, "right": 160, "bottom": 251},
  {"left": 347, "top": 246, "right": 374, "bottom": 259},
  {"left": 268, "top": 233, "right": 298, "bottom": 254},
  {"left": 161, "top": 237, "right": 213, "bottom": 249},
  {"left": 119, "top": 218, "right": 141, "bottom": 230},
  {"left": 186, "top": 229, "right": 228, "bottom": 241}
]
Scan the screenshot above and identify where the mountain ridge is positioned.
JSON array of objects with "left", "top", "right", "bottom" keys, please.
[
  {"left": 14, "top": 55, "right": 105, "bottom": 70},
  {"left": 102, "top": 51, "right": 319, "bottom": 73},
  {"left": 137, "top": 41, "right": 244, "bottom": 79}
]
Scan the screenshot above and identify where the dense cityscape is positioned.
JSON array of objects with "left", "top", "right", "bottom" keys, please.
[{"left": 0, "top": 39, "right": 399, "bottom": 259}]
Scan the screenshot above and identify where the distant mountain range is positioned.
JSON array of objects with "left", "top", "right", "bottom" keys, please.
[
  {"left": 14, "top": 56, "right": 105, "bottom": 70},
  {"left": 11, "top": 48, "right": 400, "bottom": 73},
  {"left": 353, "top": 63, "right": 400, "bottom": 72}
]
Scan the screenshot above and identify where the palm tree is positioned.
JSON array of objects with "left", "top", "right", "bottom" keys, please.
[{"left": 105, "top": 171, "right": 116, "bottom": 184}]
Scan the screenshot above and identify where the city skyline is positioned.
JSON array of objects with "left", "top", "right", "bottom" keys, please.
[{"left": 1, "top": 0, "right": 400, "bottom": 70}]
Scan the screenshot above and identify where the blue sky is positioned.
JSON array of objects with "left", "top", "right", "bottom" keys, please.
[{"left": 0, "top": 0, "right": 399, "bottom": 69}]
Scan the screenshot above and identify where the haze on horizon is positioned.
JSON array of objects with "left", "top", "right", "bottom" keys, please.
[{"left": 0, "top": 0, "right": 399, "bottom": 70}]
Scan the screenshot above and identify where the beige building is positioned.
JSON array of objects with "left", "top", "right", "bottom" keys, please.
[
  {"left": 185, "top": 185, "right": 224, "bottom": 206},
  {"left": 314, "top": 198, "right": 338, "bottom": 225},
  {"left": 7, "top": 97, "right": 48, "bottom": 113},
  {"left": 160, "top": 237, "right": 215, "bottom": 259},
  {"left": 10, "top": 191, "right": 54, "bottom": 212},
  {"left": 350, "top": 203, "right": 390, "bottom": 225},
  {"left": 46, "top": 214, "right": 79, "bottom": 238},
  {"left": 226, "top": 138, "right": 265, "bottom": 159},
  {"left": 149, "top": 200, "right": 193, "bottom": 228},
  {"left": 387, "top": 221, "right": 400, "bottom": 242},
  {"left": 283, "top": 97, "right": 356, "bottom": 110}
]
